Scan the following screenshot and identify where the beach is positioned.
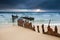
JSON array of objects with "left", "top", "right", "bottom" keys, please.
[
  {"left": 0, "top": 13, "right": 60, "bottom": 40},
  {"left": 0, "top": 23, "right": 60, "bottom": 40}
]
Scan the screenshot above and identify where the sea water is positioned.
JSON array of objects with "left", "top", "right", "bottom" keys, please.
[{"left": 0, "top": 12, "right": 60, "bottom": 26}]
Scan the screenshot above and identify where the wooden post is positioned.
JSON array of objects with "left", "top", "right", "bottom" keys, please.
[
  {"left": 29, "top": 22, "right": 32, "bottom": 29},
  {"left": 48, "top": 25, "right": 50, "bottom": 32},
  {"left": 37, "top": 25, "right": 40, "bottom": 33},
  {"left": 41, "top": 24, "right": 45, "bottom": 33},
  {"left": 47, "top": 25, "right": 53, "bottom": 35},
  {"left": 12, "top": 15, "right": 14, "bottom": 23},
  {"left": 32, "top": 25, "right": 35, "bottom": 31},
  {"left": 12, "top": 15, "right": 18, "bottom": 23},
  {"left": 55, "top": 26, "right": 58, "bottom": 33},
  {"left": 47, "top": 25, "right": 51, "bottom": 34}
]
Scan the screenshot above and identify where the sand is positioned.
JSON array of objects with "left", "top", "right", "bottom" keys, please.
[{"left": 0, "top": 24, "right": 60, "bottom": 40}]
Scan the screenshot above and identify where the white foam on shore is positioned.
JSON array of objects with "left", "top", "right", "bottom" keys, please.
[
  {"left": 0, "top": 22, "right": 60, "bottom": 27},
  {"left": 32, "top": 23, "right": 60, "bottom": 26}
]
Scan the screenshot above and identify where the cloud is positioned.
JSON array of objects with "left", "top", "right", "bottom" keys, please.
[
  {"left": 37, "top": 0, "right": 60, "bottom": 10},
  {"left": 0, "top": 0, "right": 60, "bottom": 10}
]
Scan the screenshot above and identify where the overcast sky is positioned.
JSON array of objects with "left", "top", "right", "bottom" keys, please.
[{"left": 0, "top": 0, "right": 60, "bottom": 10}]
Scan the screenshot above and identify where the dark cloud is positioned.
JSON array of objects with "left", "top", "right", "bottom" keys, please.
[
  {"left": 37, "top": 0, "right": 60, "bottom": 10},
  {"left": 0, "top": 0, "right": 60, "bottom": 10},
  {"left": 0, "top": 0, "right": 27, "bottom": 4},
  {"left": 0, "top": 0, "right": 28, "bottom": 9}
]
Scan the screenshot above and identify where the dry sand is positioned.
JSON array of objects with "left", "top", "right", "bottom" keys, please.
[{"left": 0, "top": 24, "right": 60, "bottom": 40}]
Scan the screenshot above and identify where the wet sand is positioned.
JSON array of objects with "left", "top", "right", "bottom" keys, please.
[{"left": 0, "top": 24, "right": 60, "bottom": 40}]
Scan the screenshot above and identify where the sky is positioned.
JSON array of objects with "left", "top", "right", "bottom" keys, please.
[{"left": 0, "top": 0, "right": 60, "bottom": 10}]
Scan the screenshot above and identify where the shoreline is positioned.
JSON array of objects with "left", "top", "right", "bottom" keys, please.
[{"left": 0, "top": 22, "right": 60, "bottom": 25}]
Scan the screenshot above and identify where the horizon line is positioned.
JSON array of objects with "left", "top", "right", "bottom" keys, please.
[{"left": 0, "top": 9, "right": 60, "bottom": 12}]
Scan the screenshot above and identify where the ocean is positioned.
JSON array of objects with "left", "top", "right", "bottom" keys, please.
[{"left": 0, "top": 12, "right": 60, "bottom": 26}]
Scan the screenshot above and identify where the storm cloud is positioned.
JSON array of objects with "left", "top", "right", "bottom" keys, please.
[{"left": 0, "top": 0, "right": 60, "bottom": 10}]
